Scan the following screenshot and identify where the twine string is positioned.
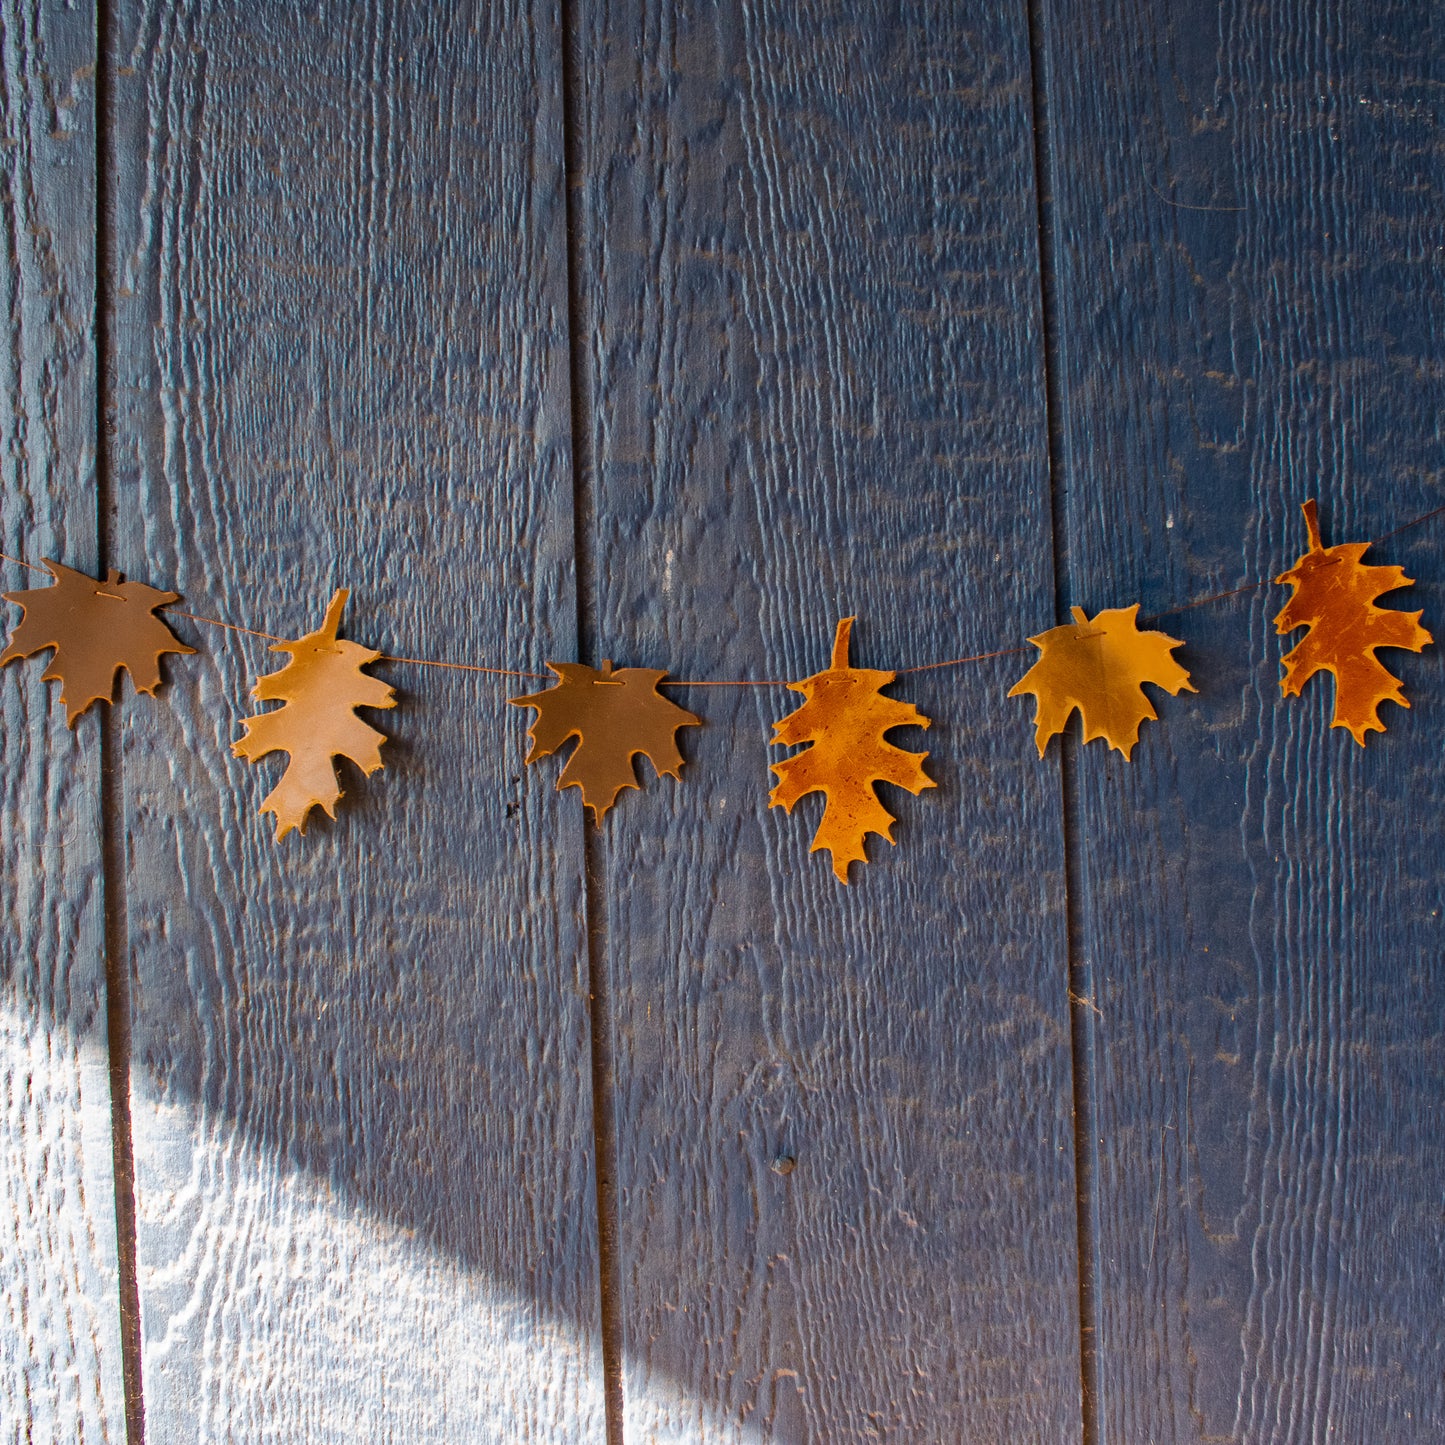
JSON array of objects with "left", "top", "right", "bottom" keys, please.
[
  {"left": 169, "top": 610, "right": 285, "bottom": 643},
  {"left": 380, "top": 653, "right": 547, "bottom": 680},
  {"left": 0, "top": 551, "right": 49, "bottom": 577}
]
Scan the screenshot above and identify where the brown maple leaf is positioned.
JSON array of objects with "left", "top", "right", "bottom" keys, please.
[
  {"left": 232, "top": 589, "right": 395, "bottom": 839},
  {"left": 1274, "top": 498, "right": 1432, "bottom": 744},
  {"left": 1, "top": 558, "right": 195, "bottom": 724},
  {"left": 509, "top": 659, "right": 701, "bottom": 822},
  {"left": 1008, "top": 604, "right": 1194, "bottom": 758},
  {"left": 769, "top": 617, "right": 935, "bottom": 883}
]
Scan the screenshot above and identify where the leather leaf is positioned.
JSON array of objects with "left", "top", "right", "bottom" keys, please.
[
  {"left": 232, "top": 590, "right": 395, "bottom": 839},
  {"left": 1, "top": 558, "right": 195, "bottom": 725},
  {"left": 1008, "top": 604, "right": 1193, "bottom": 758},
  {"left": 509, "top": 660, "right": 701, "bottom": 823},
  {"left": 769, "top": 617, "right": 935, "bottom": 883},
  {"left": 1274, "top": 498, "right": 1432, "bottom": 743}
]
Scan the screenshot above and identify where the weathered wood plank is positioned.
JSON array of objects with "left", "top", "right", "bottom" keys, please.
[
  {"left": 575, "top": 2, "right": 1083, "bottom": 1438},
  {"left": 0, "top": 5, "right": 126, "bottom": 1442},
  {"left": 1038, "top": 0, "right": 1445, "bottom": 1437},
  {"left": 108, "top": 3, "right": 605, "bottom": 1439}
]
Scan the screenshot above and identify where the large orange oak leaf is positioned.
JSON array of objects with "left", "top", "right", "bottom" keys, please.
[
  {"left": 1274, "top": 499, "right": 1432, "bottom": 744},
  {"left": 1008, "top": 604, "right": 1193, "bottom": 758},
  {"left": 232, "top": 589, "right": 395, "bottom": 839},
  {"left": 769, "top": 617, "right": 934, "bottom": 883},
  {"left": 1, "top": 558, "right": 194, "bottom": 724},
  {"left": 509, "top": 660, "right": 701, "bottom": 822}
]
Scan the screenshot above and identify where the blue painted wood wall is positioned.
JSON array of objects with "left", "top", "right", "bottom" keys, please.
[{"left": 2, "top": 1, "right": 1441, "bottom": 1441}]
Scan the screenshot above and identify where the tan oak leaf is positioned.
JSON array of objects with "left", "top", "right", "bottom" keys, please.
[{"left": 232, "top": 589, "right": 395, "bottom": 839}]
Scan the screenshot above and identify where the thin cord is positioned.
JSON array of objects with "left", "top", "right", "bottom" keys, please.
[
  {"left": 171, "top": 610, "right": 285, "bottom": 643},
  {"left": 382, "top": 653, "right": 548, "bottom": 680},
  {"left": 1371, "top": 502, "right": 1445, "bottom": 546},
  {"left": 3, "top": 502, "right": 1443, "bottom": 684},
  {"left": 1140, "top": 578, "right": 1271, "bottom": 624},
  {"left": 151, "top": 609, "right": 781, "bottom": 686},
  {"left": 900, "top": 642, "right": 1034, "bottom": 674},
  {"left": 0, "top": 550, "right": 49, "bottom": 577},
  {"left": 664, "top": 677, "right": 790, "bottom": 688},
  {"left": 170, "top": 610, "right": 549, "bottom": 677}
]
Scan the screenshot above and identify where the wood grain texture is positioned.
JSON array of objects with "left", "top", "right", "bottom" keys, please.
[
  {"left": 0, "top": 5, "right": 126, "bottom": 1442},
  {"left": 1037, "top": 0, "right": 1445, "bottom": 1438},
  {"left": 574, "top": 2, "right": 1083, "bottom": 1439},
  {"left": 108, "top": 2, "right": 604, "bottom": 1439}
]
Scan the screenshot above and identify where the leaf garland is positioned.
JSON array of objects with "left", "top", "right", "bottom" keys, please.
[{"left": 2, "top": 493, "right": 1438, "bottom": 857}]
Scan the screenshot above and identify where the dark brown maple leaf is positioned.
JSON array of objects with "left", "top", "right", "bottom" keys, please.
[
  {"left": 509, "top": 659, "right": 701, "bottom": 822},
  {"left": 1, "top": 558, "right": 195, "bottom": 724}
]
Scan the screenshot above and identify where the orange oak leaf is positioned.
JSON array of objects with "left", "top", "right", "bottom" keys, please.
[
  {"left": 232, "top": 589, "right": 395, "bottom": 839},
  {"left": 509, "top": 659, "right": 701, "bottom": 823},
  {"left": 1274, "top": 498, "right": 1432, "bottom": 744},
  {"left": 1008, "top": 604, "right": 1194, "bottom": 758},
  {"left": 1, "top": 558, "right": 194, "bottom": 724},
  {"left": 769, "top": 617, "right": 935, "bottom": 883}
]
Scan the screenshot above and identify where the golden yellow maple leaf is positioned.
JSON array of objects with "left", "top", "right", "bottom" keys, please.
[
  {"left": 509, "top": 660, "right": 700, "bottom": 822},
  {"left": 1274, "top": 499, "right": 1432, "bottom": 744},
  {"left": 232, "top": 590, "right": 395, "bottom": 839},
  {"left": 769, "top": 617, "right": 935, "bottom": 883},
  {"left": 1008, "top": 604, "right": 1193, "bottom": 758}
]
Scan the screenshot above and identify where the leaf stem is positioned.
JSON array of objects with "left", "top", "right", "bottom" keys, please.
[
  {"left": 1302, "top": 498, "right": 1323, "bottom": 553},
  {"left": 318, "top": 588, "right": 350, "bottom": 642}
]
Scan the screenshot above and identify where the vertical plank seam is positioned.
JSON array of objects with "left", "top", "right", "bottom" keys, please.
[
  {"left": 95, "top": 0, "right": 146, "bottom": 1438},
  {"left": 1025, "top": 1, "right": 1101, "bottom": 1440},
  {"left": 558, "top": 0, "right": 626, "bottom": 1439}
]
